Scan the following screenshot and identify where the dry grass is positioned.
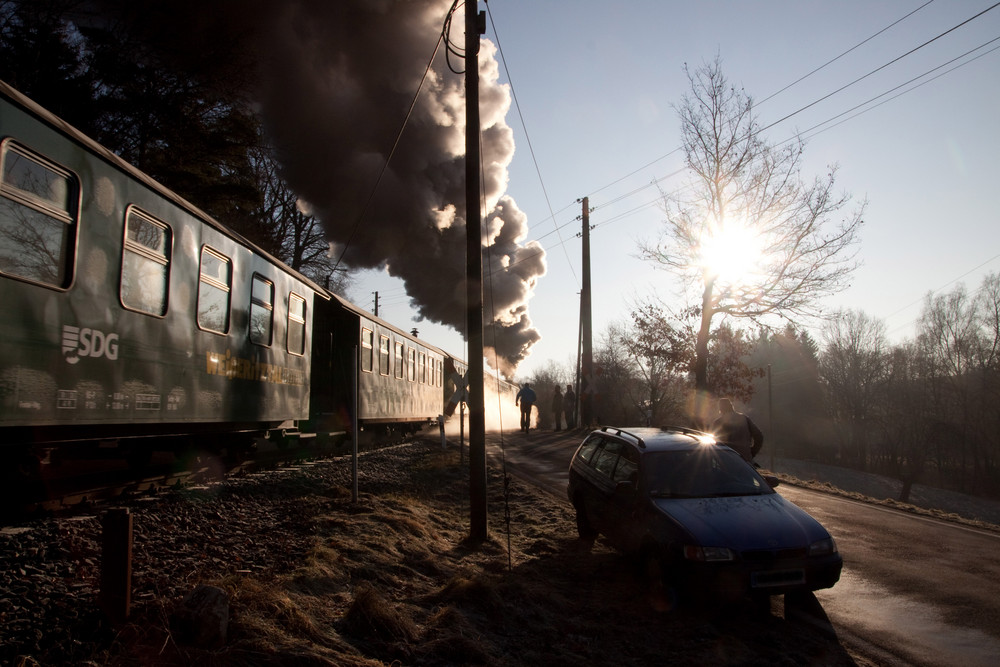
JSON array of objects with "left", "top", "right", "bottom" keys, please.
[{"left": 106, "top": 444, "right": 863, "bottom": 666}]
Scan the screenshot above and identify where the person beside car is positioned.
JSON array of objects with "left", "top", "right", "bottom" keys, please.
[{"left": 711, "top": 398, "right": 763, "bottom": 462}]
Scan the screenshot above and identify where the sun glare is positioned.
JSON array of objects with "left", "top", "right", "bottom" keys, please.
[{"left": 699, "top": 220, "right": 762, "bottom": 285}]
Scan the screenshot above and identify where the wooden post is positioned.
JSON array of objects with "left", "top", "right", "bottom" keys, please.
[
  {"left": 466, "top": 0, "right": 487, "bottom": 541},
  {"left": 580, "top": 197, "right": 594, "bottom": 427},
  {"left": 99, "top": 507, "right": 133, "bottom": 624}
]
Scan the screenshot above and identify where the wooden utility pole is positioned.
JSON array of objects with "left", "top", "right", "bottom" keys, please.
[
  {"left": 580, "top": 197, "right": 594, "bottom": 427},
  {"left": 466, "top": 0, "right": 487, "bottom": 542}
]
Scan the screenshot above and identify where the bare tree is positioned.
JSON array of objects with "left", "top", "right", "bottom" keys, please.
[
  {"left": 593, "top": 321, "right": 639, "bottom": 426},
  {"left": 246, "top": 142, "right": 350, "bottom": 294},
  {"left": 820, "top": 309, "right": 889, "bottom": 468},
  {"left": 918, "top": 283, "right": 990, "bottom": 491},
  {"left": 640, "top": 57, "right": 864, "bottom": 403}
]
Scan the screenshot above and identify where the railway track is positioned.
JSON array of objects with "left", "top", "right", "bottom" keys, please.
[{"left": 2, "top": 431, "right": 415, "bottom": 522}]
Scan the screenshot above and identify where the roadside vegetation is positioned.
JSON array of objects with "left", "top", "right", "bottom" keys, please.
[{"left": 105, "top": 443, "right": 862, "bottom": 666}]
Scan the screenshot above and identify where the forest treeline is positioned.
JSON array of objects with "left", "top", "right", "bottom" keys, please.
[
  {"left": 528, "top": 279, "right": 1000, "bottom": 502},
  {"left": 0, "top": 1, "right": 348, "bottom": 292},
  {"left": 6, "top": 4, "right": 998, "bottom": 501}
]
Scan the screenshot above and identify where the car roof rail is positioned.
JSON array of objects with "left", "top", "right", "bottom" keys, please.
[
  {"left": 660, "top": 425, "right": 713, "bottom": 439},
  {"left": 599, "top": 426, "right": 646, "bottom": 449}
]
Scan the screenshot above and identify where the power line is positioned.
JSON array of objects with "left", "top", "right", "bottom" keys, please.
[
  {"left": 759, "top": 1, "right": 1000, "bottom": 134},
  {"left": 884, "top": 253, "right": 1000, "bottom": 337},
  {"left": 539, "top": 2, "right": 999, "bottom": 235},
  {"left": 485, "top": 0, "right": 578, "bottom": 287},
  {"left": 330, "top": 1, "right": 459, "bottom": 274},
  {"left": 800, "top": 37, "right": 1000, "bottom": 142},
  {"left": 757, "top": 0, "right": 937, "bottom": 106}
]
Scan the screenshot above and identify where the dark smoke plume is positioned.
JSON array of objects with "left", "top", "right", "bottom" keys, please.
[{"left": 94, "top": 0, "right": 545, "bottom": 376}]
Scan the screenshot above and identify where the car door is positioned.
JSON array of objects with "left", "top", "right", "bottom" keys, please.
[
  {"left": 586, "top": 438, "right": 624, "bottom": 532},
  {"left": 604, "top": 443, "right": 642, "bottom": 549}
]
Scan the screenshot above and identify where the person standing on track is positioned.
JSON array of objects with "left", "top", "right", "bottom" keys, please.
[{"left": 515, "top": 383, "right": 537, "bottom": 434}]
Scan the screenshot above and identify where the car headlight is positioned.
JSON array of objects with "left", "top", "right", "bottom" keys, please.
[
  {"left": 809, "top": 537, "right": 838, "bottom": 556},
  {"left": 684, "top": 545, "right": 735, "bottom": 562}
]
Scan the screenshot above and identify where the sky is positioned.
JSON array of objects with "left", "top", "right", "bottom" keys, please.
[{"left": 346, "top": 0, "right": 1000, "bottom": 380}]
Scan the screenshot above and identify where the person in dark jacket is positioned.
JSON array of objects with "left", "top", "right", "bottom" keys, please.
[
  {"left": 563, "top": 384, "right": 577, "bottom": 429},
  {"left": 551, "top": 385, "right": 564, "bottom": 431},
  {"left": 711, "top": 398, "right": 763, "bottom": 462},
  {"left": 515, "top": 383, "right": 537, "bottom": 433}
]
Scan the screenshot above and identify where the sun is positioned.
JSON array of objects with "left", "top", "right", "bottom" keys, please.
[{"left": 698, "top": 219, "right": 762, "bottom": 286}]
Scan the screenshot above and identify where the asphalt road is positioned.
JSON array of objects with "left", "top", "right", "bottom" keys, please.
[{"left": 481, "top": 428, "right": 1000, "bottom": 667}]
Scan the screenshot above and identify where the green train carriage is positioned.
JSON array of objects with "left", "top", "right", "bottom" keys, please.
[{"left": 0, "top": 80, "right": 325, "bottom": 462}]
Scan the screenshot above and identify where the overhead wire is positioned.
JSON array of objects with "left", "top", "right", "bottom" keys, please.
[
  {"left": 756, "top": 0, "right": 937, "bottom": 106},
  {"left": 510, "top": 2, "right": 1000, "bottom": 269},
  {"left": 884, "top": 253, "right": 1000, "bottom": 339},
  {"left": 758, "top": 1, "right": 1000, "bottom": 134},
  {"left": 539, "top": 1, "right": 997, "bottom": 238},
  {"left": 484, "top": 0, "right": 578, "bottom": 287},
  {"left": 799, "top": 36, "right": 1000, "bottom": 142},
  {"left": 329, "top": 2, "right": 456, "bottom": 274}
]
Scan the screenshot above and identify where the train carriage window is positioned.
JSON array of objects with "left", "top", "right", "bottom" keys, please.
[
  {"left": 419, "top": 351, "right": 427, "bottom": 384},
  {"left": 379, "top": 335, "right": 390, "bottom": 375},
  {"left": 121, "top": 208, "right": 171, "bottom": 316},
  {"left": 361, "top": 327, "right": 374, "bottom": 373},
  {"left": 249, "top": 275, "right": 274, "bottom": 346},
  {"left": 287, "top": 293, "right": 306, "bottom": 355},
  {"left": 394, "top": 341, "right": 404, "bottom": 379},
  {"left": 197, "top": 247, "right": 231, "bottom": 333},
  {"left": 0, "top": 142, "right": 78, "bottom": 287},
  {"left": 407, "top": 347, "right": 416, "bottom": 382}
]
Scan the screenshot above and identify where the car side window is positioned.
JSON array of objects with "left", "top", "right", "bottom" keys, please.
[
  {"left": 592, "top": 440, "right": 623, "bottom": 477},
  {"left": 612, "top": 445, "right": 639, "bottom": 483},
  {"left": 575, "top": 435, "right": 602, "bottom": 464}
]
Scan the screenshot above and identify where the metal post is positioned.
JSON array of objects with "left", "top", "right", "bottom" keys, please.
[
  {"left": 466, "top": 0, "right": 487, "bottom": 541},
  {"left": 99, "top": 507, "right": 132, "bottom": 624},
  {"left": 352, "top": 344, "right": 359, "bottom": 503},
  {"left": 768, "top": 363, "right": 775, "bottom": 471}
]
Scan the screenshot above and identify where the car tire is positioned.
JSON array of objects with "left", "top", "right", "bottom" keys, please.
[{"left": 574, "top": 500, "right": 597, "bottom": 542}]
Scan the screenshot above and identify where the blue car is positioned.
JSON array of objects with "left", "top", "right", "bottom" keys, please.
[{"left": 567, "top": 426, "right": 843, "bottom": 601}]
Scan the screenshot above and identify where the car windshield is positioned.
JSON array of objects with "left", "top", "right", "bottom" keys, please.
[{"left": 643, "top": 447, "right": 775, "bottom": 498}]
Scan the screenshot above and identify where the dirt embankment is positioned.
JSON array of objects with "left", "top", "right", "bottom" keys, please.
[{"left": 4, "top": 440, "right": 865, "bottom": 665}]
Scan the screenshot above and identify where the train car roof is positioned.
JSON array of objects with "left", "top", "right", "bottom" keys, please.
[{"left": 0, "top": 79, "right": 329, "bottom": 300}]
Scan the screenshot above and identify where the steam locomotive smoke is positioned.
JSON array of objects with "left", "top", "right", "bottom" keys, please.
[
  {"left": 258, "top": 0, "right": 545, "bottom": 378},
  {"left": 97, "top": 0, "right": 544, "bottom": 377}
]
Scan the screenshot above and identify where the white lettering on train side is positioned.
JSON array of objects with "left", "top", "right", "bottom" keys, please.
[{"left": 63, "top": 324, "right": 120, "bottom": 363}]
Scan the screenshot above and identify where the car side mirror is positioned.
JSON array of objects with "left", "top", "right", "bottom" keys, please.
[{"left": 763, "top": 475, "right": 780, "bottom": 489}]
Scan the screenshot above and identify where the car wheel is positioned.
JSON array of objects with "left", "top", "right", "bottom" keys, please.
[{"left": 574, "top": 500, "right": 597, "bottom": 542}]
